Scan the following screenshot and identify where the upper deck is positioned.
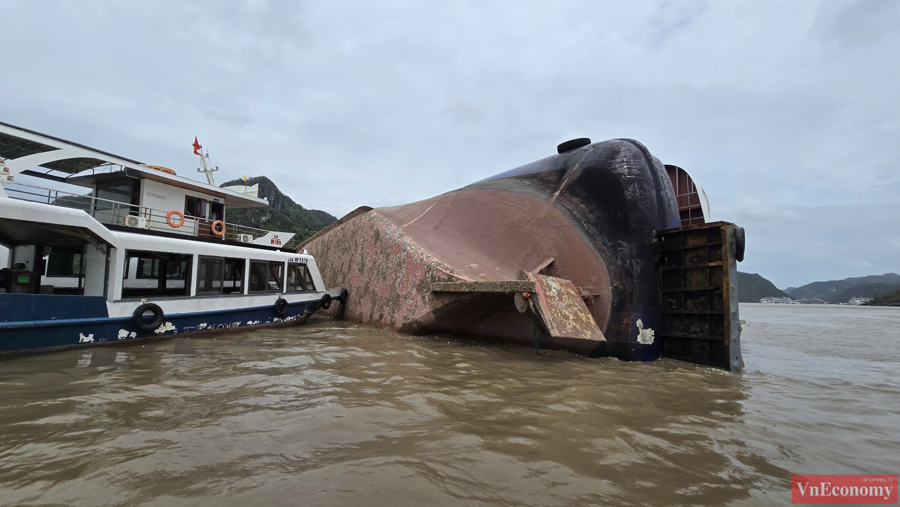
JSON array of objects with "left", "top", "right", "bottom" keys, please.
[{"left": 0, "top": 120, "right": 294, "bottom": 249}]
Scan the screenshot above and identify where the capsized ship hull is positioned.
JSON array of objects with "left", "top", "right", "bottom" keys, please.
[{"left": 302, "top": 138, "right": 743, "bottom": 370}]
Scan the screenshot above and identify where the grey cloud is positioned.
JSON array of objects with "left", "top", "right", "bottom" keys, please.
[
  {"left": 204, "top": 110, "right": 253, "bottom": 128},
  {"left": 648, "top": 0, "right": 710, "bottom": 45},
  {"left": 1, "top": 0, "right": 897, "bottom": 288},
  {"left": 722, "top": 202, "right": 899, "bottom": 287},
  {"left": 810, "top": 0, "right": 900, "bottom": 48}
]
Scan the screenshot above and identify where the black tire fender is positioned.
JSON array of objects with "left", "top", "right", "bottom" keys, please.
[
  {"left": 274, "top": 298, "right": 289, "bottom": 317},
  {"left": 133, "top": 303, "right": 164, "bottom": 332},
  {"left": 320, "top": 293, "right": 332, "bottom": 310},
  {"left": 735, "top": 226, "right": 745, "bottom": 263}
]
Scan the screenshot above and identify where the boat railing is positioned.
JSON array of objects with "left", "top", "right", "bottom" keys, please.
[{"left": 4, "top": 182, "right": 294, "bottom": 249}]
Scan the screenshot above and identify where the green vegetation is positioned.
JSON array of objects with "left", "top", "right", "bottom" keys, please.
[
  {"left": 220, "top": 176, "right": 337, "bottom": 243},
  {"left": 737, "top": 272, "right": 790, "bottom": 303},
  {"left": 867, "top": 288, "right": 900, "bottom": 306}
]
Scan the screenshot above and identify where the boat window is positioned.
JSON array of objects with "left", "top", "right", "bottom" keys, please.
[
  {"left": 132, "top": 256, "right": 187, "bottom": 280},
  {"left": 249, "top": 261, "right": 284, "bottom": 293},
  {"left": 94, "top": 180, "right": 140, "bottom": 224},
  {"left": 122, "top": 250, "right": 192, "bottom": 299},
  {"left": 304, "top": 266, "right": 315, "bottom": 290},
  {"left": 32, "top": 245, "right": 90, "bottom": 296},
  {"left": 184, "top": 196, "right": 206, "bottom": 219},
  {"left": 249, "top": 261, "right": 268, "bottom": 292},
  {"left": 185, "top": 196, "right": 225, "bottom": 238},
  {"left": 210, "top": 201, "right": 224, "bottom": 222},
  {"left": 185, "top": 197, "right": 224, "bottom": 221},
  {"left": 196, "top": 256, "right": 245, "bottom": 295},
  {"left": 223, "top": 258, "right": 244, "bottom": 294},
  {"left": 268, "top": 263, "right": 284, "bottom": 292},
  {"left": 46, "top": 252, "right": 84, "bottom": 277},
  {"left": 197, "top": 256, "right": 224, "bottom": 294},
  {"left": 286, "top": 263, "right": 314, "bottom": 292}
]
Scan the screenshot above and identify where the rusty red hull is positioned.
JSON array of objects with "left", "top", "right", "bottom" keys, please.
[{"left": 302, "top": 139, "right": 685, "bottom": 360}]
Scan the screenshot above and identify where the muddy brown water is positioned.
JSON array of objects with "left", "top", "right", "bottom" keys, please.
[{"left": 0, "top": 304, "right": 898, "bottom": 506}]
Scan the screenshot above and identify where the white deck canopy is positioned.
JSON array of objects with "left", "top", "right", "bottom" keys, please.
[
  {"left": 0, "top": 120, "right": 267, "bottom": 208},
  {"left": 0, "top": 198, "right": 119, "bottom": 248}
]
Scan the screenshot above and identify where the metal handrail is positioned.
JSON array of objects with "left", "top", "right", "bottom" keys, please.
[{"left": 4, "top": 182, "right": 295, "bottom": 249}]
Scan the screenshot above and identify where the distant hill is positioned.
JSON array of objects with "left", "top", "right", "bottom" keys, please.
[
  {"left": 785, "top": 273, "right": 900, "bottom": 301},
  {"left": 221, "top": 176, "right": 337, "bottom": 243},
  {"left": 53, "top": 193, "right": 93, "bottom": 211},
  {"left": 737, "top": 272, "right": 790, "bottom": 303}
]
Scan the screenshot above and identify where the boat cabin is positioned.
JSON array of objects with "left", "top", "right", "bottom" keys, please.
[
  {"left": 0, "top": 120, "right": 314, "bottom": 300},
  {"left": 60, "top": 163, "right": 270, "bottom": 239}
]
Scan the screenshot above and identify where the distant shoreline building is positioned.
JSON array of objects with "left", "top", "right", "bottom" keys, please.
[{"left": 759, "top": 297, "right": 796, "bottom": 304}]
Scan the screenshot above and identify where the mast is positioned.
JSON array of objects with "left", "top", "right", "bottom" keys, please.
[{"left": 194, "top": 137, "right": 218, "bottom": 186}]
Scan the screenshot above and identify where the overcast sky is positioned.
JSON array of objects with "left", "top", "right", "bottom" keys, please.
[{"left": 2, "top": 0, "right": 897, "bottom": 289}]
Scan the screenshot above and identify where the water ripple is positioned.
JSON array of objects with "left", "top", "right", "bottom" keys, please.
[{"left": 0, "top": 306, "right": 898, "bottom": 506}]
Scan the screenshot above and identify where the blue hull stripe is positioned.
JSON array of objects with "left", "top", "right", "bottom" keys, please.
[
  {"left": 0, "top": 301, "right": 314, "bottom": 330},
  {"left": 0, "top": 294, "right": 109, "bottom": 322},
  {"left": 0, "top": 316, "right": 130, "bottom": 330},
  {"left": 0, "top": 300, "right": 321, "bottom": 354}
]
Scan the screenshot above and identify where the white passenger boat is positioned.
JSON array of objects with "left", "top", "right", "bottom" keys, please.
[{"left": 0, "top": 121, "right": 345, "bottom": 354}]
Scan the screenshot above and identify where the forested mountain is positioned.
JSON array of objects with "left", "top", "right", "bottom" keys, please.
[
  {"left": 824, "top": 282, "right": 900, "bottom": 304},
  {"left": 737, "top": 272, "right": 790, "bottom": 302},
  {"left": 221, "top": 176, "right": 337, "bottom": 242},
  {"left": 784, "top": 273, "right": 900, "bottom": 301}
]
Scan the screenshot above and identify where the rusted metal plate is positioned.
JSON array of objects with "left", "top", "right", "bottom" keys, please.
[
  {"left": 376, "top": 187, "right": 614, "bottom": 333},
  {"left": 653, "top": 221, "right": 742, "bottom": 372},
  {"left": 431, "top": 280, "right": 535, "bottom": 293},
  {"left": 526, "top": 273, "right": 605, "bottom": 343}
]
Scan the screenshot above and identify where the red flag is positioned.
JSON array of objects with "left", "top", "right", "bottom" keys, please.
[{"left": 192, "top": 136, "right": 202, "bottom": 156}]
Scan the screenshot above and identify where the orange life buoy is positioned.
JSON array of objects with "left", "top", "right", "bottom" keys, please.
[
  {"left": 166, "top": 210, "right": 185, "bottom": 228},
  {"left": 211, "top": 220, "right": 226, "bottom": 237},
  {"left": 142, "top": 164, "right": 177, "bottom": 175}
]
